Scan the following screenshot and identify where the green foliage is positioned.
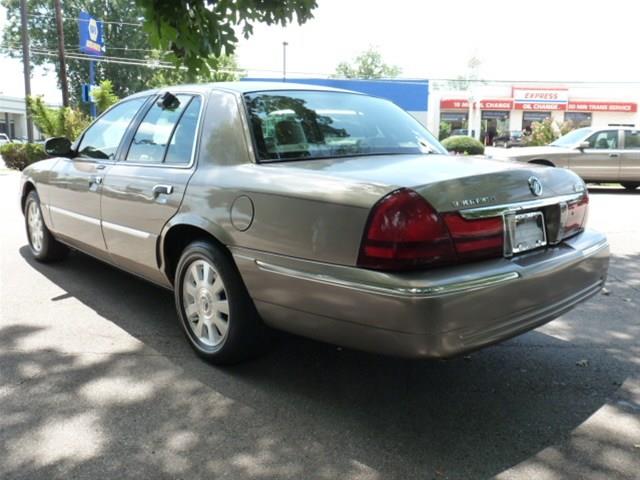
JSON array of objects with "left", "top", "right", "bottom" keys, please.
[
  {"left": 147, "top": 54, "right": 244, "bottom": 88},
  {"left": 135, "top": 0, "right": 318, "bottom": 74},
  {"left": 27, "top": 96, "right": 90, "bottom": 140},
  {"left": 441, "top": 135, "right": 485, "bottom": 155},
  {"left": 333, "top": 48, "right": 401, "bottom": 79},
  {"left": 0, "top": 143, "right": 48, "bottom": 171},
  {"left": 439, "top": 121, "right": 452, "bottom": 140},
  {"left": 524, "top": 118, "right": 559, "bottom": 146},
  {"left": 2, "top": 0, "right": 154, "bottom": 105},
  {"left": 91, "top": 80, "right": 119, "bottom": 113}
]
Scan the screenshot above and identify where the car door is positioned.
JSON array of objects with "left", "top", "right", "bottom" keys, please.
[
  {"left": 621, "top": 130, "right": 640, "bottom": 183},
  {"left": 47, "top": 97, "right": 148, "bottom": 258},
  {"left": 568, "top": 129, "right": 621, "bottom": 181},
  {"left": 100, "top": 93, "right": 204, "bottom": 284}
]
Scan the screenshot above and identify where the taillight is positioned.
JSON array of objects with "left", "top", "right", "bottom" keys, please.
[
  {"left": 357, "top": 189, "right": 504, "bottom": 271},
  {"left": 442, "top": 213, "right": 504, "bottom": 260},
  {"left": 357, "top": 189, "right": 456, "bottom": 271},
  {"left": 562, "top": 192, "right": 589, "bottom": 239}
]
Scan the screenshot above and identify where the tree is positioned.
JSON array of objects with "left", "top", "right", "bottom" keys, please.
[
  {"left": 1, "top": 0, "right": 258, "bottom": 105},
  {"left": 147, "top": 54, "right": 244, "bottom": 89},
  {"left": 445, "top": 56, "right": 485, "bottom": 91},
  {"left": 27, "top": 96, "right": 90, "bottom": 139},
  {"left": 333, "top": 48, "right": 401, "bottom": 79},
  {"left": 135, "top": 0, "right": 318, "bottom": 74},
  {"left": 2, "top": 0, "right": 155, "bottom": 105},
  {"left": 90, "top": 80, "right": 119, "bottom": 113}
]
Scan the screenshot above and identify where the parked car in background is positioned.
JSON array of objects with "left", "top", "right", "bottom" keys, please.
[
  {"left": 497, "top": 127, "right": 640, "bottom": 190},
  {"left": 450, "top": 128, "right": 469, "bottom": 136},
  {"left": 493, "top": 130, "right": 524, "bottom": 148},
  {"left": 0, "top": 133, "right": 11, "bottom": 146},
  {"left": 19, "top": 82, "right": 609, "bottom": 364}
]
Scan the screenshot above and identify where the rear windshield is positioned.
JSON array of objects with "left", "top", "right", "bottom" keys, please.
[{"left": 243, "top": 90, "right": 446, "bottom": 162}]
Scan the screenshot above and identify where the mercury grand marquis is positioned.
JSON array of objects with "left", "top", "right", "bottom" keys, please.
[{"left": 19, "top": 82, "right": 610, "bottom": 364}]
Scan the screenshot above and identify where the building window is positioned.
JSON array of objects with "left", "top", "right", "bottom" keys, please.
[
  {"left": 480, "top": 111, "right": 509, "bottom": 145},
  {"left": 440, "top": 111, "right": 468, "bottom": 140},
  {"left": 564, "top": 112, "right": 592, "bottom": 129},
  {"left": 522, "top": 111, "right": 551, "bottom": 134}
]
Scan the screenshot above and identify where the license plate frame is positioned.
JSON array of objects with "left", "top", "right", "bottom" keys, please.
[{"left": 507, "top": 211, "right": 547, "bottom": 255}]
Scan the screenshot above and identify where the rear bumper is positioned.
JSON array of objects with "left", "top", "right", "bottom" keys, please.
[{"left": 232, "top": 229, "right": 609, "bottom": 358}]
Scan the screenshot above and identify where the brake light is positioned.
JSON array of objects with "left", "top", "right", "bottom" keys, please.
[
  {"left": 563, "top": 193, "right": 589, "bottom": 239},
  {"left": 357, "top": 189, "right": 456, "bottom": 271},
  {"left": 442, "top": 213, "right": 504, "bottom": 260},
  {"left": 357, "top": 189, "right": 504, "bottom": 271}
]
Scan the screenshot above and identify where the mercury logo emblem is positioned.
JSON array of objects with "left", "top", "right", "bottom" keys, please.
[{"left": 528, "top": 176, "right": 543, "bottom": 196}]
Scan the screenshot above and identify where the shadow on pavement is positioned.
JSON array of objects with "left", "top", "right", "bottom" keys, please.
[{"left": 2, "top": 245, "right": 638, "bottom": 479}]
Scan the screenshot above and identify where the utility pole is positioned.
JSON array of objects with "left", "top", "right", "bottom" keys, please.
[
  {"left": 54, "top": 0, "right": 69, "bottom": 107},
  {"left": 19, "top": 0, "right": 34, "bottom": 142},
  {"left": 19, "top": 0, "right": 33, "bottom": 143},
  {"left": 282, "top": 41, "right": 288, "bottom": 82}
]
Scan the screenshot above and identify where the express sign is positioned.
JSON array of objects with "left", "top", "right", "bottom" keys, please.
[{"left": 513, "top": 87, "right": 568, "bottom": 110}]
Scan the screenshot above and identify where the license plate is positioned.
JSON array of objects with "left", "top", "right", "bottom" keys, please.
[{"left": 511, "top": 211, "right": 547, "bottom": 254}]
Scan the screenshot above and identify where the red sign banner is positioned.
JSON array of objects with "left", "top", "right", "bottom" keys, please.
[
  {"left": 568, "top": 101, "right": 637, "bottom": 113},
  {"left": 514, "top": 102, "right": 567, "bottom": 111},
  {"left": 440, "top": 99, "right": 469, "bottom": 109},
  {"left": 479, "top": 99, "right": 513, "bottom": 110}
]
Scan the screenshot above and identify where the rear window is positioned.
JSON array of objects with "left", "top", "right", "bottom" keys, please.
[{"left": 243, "top": 90, "right": 445, "bottom": 162}]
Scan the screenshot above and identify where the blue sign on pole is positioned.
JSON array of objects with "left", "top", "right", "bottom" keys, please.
[{"left": 78, "top": 11, "right": 105, "bottom": 56}]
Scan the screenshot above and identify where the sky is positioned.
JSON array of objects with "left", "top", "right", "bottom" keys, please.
[{"left": 2, "top": 0, "right": 640, "bottom": 104}]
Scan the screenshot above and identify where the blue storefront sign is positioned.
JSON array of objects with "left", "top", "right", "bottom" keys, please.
[
  {"left": 78, "top": 11, "right": 105, "bottom": 56},
  {"left": 242, "top": 77, "right": 429, "bottom": 112}
]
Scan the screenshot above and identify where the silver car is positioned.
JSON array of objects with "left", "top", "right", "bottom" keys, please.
[
  {"left": 19, "top": 82, "right": 609, "bottom": 364},
  {"left": 497, "top": 127, "right": 640, "bottom": 190}
]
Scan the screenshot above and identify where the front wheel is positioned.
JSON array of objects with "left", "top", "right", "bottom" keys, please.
[
  {"left": 24, "top": 190, "right": 68, "bottom": 262},
  {"left": 621, "top": 182, "right": 639, "bottom": 191},
  {"left": 174, "top": 240, "right": 267, "bottom": 364}
]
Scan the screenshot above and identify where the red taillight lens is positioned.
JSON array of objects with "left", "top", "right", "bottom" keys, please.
[
  {"left": 563, "top": 193, "right": 589, "bottom": 238},
  {"left": 442, "top": 213, "right": 504, "bottom": 260},
  {"left": 357, "top": 189, "right": 456, "bottom": 271}
]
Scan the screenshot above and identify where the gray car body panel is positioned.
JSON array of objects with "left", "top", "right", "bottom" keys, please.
[{"left": 19, "top": 82, "right": 610, "bottom": 358}]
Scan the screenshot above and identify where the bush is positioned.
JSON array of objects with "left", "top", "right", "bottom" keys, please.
[
  {"left": 441, "top": 135, "right": 485, "bottom": 155},
  {"left": 0, "top": 143, "right": 48, "bottom": 171}
]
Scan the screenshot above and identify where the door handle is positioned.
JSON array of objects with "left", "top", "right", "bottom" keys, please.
[
  {"left": 609, "top": 153, "right": 619, "bottom": 157},
  {"left": 152, "top": 184, "right": 174, "bottom": 196},
  {"left": 96, "top": 164, "right": 107, "bottom": 170},
  {"left": 89, "top": 175, "right": 103, "bottom": 185}
]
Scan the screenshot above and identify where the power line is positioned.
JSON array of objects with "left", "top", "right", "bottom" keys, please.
[{"left": 24, "top": 10, "right": 143, "bottom": 27}]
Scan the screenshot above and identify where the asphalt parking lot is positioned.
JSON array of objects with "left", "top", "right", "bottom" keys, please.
[{"left": 1, "top": 170, "right": 639, "bottom": 480}]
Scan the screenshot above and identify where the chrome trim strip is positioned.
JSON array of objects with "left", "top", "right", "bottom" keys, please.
[
  {"left": 102, "top": 220, "right": 153, "bottom": 239},
  {"left": 581, "top": 239, "right": 609, "bottom": 258},
  {"left": 253, "top": 259, "right": 520, "bottom": 298},
  {"left": 49, "top": 206, "right": 100, "bottom": 226},
  {"left": 459, "top": 192, "right": 584, "bottom": 219}
]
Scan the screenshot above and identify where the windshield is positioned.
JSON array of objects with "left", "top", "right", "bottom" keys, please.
[
  {"left": 550, "top": 127, "right": 594, "bottom": 147},
  {"left": 244, "top": 90, "right": 446, "bottom": 162}
]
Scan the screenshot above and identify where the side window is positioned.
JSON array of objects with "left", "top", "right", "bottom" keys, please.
[
  {"left": 586, "top": 130, "right": 618, "bottom": 149},
  {"left": 624, "top": 130, "right": 640, "bottom": 150},
  {"left": 165, "top": 96, "right": 202, "bottom": 164},
  {"left": 126, "top": 94, "right": 191, "bottom": 163},
  {"left": 77, "top": 97, "right": 146, "bottom": 159}
]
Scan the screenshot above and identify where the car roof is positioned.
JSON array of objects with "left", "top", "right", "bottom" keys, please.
[{"left": 128, "top": 81, "right": 358, "bottom": 99}]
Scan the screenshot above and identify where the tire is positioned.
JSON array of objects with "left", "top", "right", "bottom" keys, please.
[
  {"left": 621, "top": 182, "right": 639, "bottom": 191},
  {"left": 174, "top": 240, "right": 267, "bottom": 364},
  {"left": 24, "top": 190, "right": 68, "bottom": 262}
]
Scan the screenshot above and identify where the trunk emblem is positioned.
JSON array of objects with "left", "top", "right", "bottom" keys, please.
[{"left": 528, "top": 176, "right": 543, "bottom": 196}]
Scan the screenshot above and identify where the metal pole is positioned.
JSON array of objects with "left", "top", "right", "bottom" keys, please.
[
  {"left": 19, "top": 0, "right": 34, "bottom": 142},
  {"left": 54, "top": 0, "right": 70, "bottom": 107},
  {"left": 89, "top": 60, "right": 97, "bottom": 118},
  {"left": 282, "top": 41, "right": 288, "bottom": 82}
]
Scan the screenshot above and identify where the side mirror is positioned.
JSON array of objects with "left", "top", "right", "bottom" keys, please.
[
  {"left": 44, "top": 137, "right": 73, "bottom": 157},
  {"left": 577, "top": 141, "right": 590, "bottom": 151}
]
